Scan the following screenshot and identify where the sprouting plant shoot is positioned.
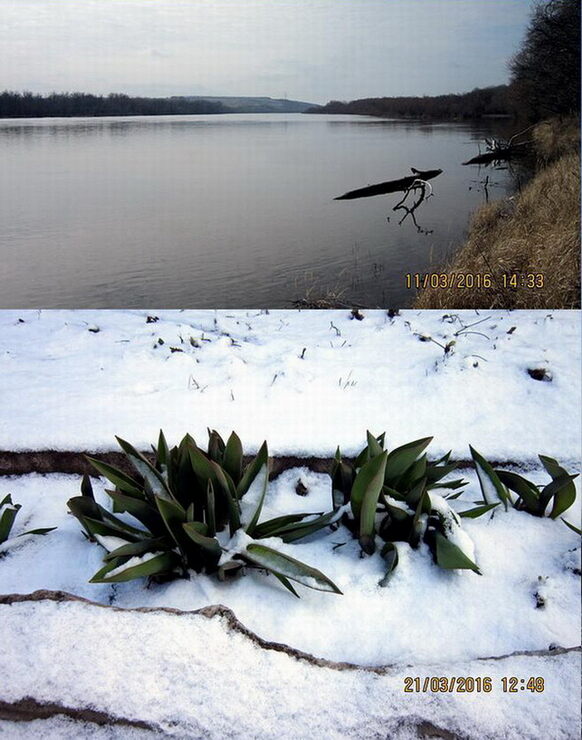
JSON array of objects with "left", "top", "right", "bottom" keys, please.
[
  {"left": 470, "top": 447, "right": 578, "bottom": 519},
  {"left": 332, "top": 432, "right": 488, "bottom": 585},
  {"left": 67, "top": 430, "right": 341, "bottom": 597},
  {"left": 0, "top": 493, "right": 56, "bottom": 548}
]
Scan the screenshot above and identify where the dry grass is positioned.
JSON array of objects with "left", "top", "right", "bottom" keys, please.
[{"left": 415, "top": 118, "right": 580, "bottom": 309}]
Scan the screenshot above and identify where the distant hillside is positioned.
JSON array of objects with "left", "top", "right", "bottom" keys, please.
[
  {"left": 308, "top": 86, "right": 514, "bottom": 120},
  {"left": 180, "top": 96, "right": 319, "bottom": 113}
]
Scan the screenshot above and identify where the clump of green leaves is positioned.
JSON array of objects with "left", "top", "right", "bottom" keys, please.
[
  {"left": 470, "top": 447, "right": 578, "bottom": 519},
  {"left": 0, "top": 493, "right": 56, "bottom": 547},
  {"left": 332, "top": 432, "right": 487, "bottom": 583},
  {"left": 67, "top": 430, "right": 341, "bottom": 597}
]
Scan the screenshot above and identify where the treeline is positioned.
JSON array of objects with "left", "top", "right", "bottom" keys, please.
[
  {"left": 0, "top": 91, "right": 226, "bottom": 118},
  {"left": 308, "top": 85, "right": 513, "bottom": 120}
]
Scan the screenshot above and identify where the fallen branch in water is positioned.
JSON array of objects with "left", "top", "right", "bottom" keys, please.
[
  {"left": 392, "top": 178, "right": 434, "bottom": 233},
  {"left": 334, "top": 167, "right": 443, "bottom": 200}
]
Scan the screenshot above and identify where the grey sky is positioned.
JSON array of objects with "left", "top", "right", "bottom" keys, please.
[{"left": 0, "top": 0, "right": 534, "bottom": 103}]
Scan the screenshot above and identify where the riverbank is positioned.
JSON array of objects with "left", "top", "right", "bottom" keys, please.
[{"left": 414, "top": 117, "right": 580, "bottom": 309}]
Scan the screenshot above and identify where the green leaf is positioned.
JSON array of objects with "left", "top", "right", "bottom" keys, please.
[
  {"left": 104, "top": 537, "right": 168, "bottom": 561},
  {"left": 538, "top": 455, "right": 566, "bottom": 480},
  {"left": 80, "top": 474, "right": 95, "bottom": 500},
  {"left": 116, "top": 437, "right": 174, "bottom": 502},
  {"left": 378, "top": 542, "right": 399, "bottom": 587},
  {"left": 435, "top": 533, "right": 481, "bottom": 574},
  {"left": 351, "top": 451, "right": 388, "bottom": 554},
  {"left": 155, "top": 496, "right": 187, "bottom": 549},
  {"left": 459, "top": 503, "right": 500, "bottom": 518},
  {"left": 206, "top": 480, "right": 216, "bottom": 537},
  {"left": 385, "top": 437, "right": 433, "bottom": 482},
  {"left": 90, "top": 551, "right": 178, "bottom": 583},
  {"left": 0, "top": 501, "right": 20, "bottom": 543},
  {"left": 156, "top": 429, "right": 170, "bottom": 470},
  {"left": 182, "top": 522, "right": 222, "bottom": 559},
  {"left": 189, "top": 446, "right": 241, "bottom": 534},
  {"left": 536, "top": 457, "right": 578, "bottom": 519},
  {"left": 105, "top": 490, "right": 161, "bottom": 533},
  {"left": 223, "top": 431, "right": 243, "bottom": 484},
  {"left": 495, "top": 470, "right": 539, "bottom": 511},
  {"left": 243, "top": 543, "right": 342, "bottom": 594},
  {"left": 253, "top": 513, "right": 315, "bottom": 539},
  {"left": 207, "top": 429, "right": 225, "bottom": 464},
  {"left": 351, "top": 450, "right": 388, "bottom": 521},
  {"left": 270, "top": 509, "right": 342, "bottom": 543},
  {"left": 539, "top": 475, "right": 578, "bottom": 518},
  {"left": 243, "top": 462, "right": 269, "bottom": 538},
  {"left": 561, "top": 518, "right": 581, "bottom": 536},
  {"left": 272, "top": 572, "right": 300, "bottom": 598},
  {"left": 85, "top": 457, "right": 142, "bottom": 497},
  {"left": 237, "top": 441, "right": 269, "bottom": 498},
  {"left": 470, "top": 446, "right": 510, "bottom": 510},
  {"left": 366, "top": 430, "right": 384, "bottom": 459},
  {"left": 17, "top": 527, "right": 57, "bottom": 537}
]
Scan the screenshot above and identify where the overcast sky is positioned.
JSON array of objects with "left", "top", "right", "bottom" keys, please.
[{"left": 0, "top": 0, "right": 535, "bottom": 103}]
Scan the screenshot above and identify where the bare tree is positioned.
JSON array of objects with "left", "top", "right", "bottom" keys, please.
[{"left": 509, "top": 0, "right": 580, "bottom": 120}]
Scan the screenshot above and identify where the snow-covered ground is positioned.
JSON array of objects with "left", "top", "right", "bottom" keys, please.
[
  {"left": 0, "top": 308, "right": 580, "bottom": 738},
  {"left": 1, "top": 469, "right": 580, "bottom": 665},
  {"left": 0, "top": 309, "right": 579, "bottom": 461}
]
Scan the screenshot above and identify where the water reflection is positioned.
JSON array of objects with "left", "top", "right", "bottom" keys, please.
[{"left": 0, "top": 113, "right": 522, "bottom": 308}]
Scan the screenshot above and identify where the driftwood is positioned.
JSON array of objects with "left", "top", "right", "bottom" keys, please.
[
  {"left": 334, "top": 167, "right": 443, "bottom": 200},
  {"left": 463, "top": 126, "right": 535, "bottom": 166},
  {"left": 462, "top": 142, "right": 529, "bottom": 166}
]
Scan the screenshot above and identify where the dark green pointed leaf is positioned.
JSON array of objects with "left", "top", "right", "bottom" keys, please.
[
  {"left": 0, "top": 502, "right": 20, "bottom": 543},
  {"left": 253, "top": 513, "right": 315, "bottom": 539},
  {"left": 353, "top": 451, "right": 388, "bottom": 554},
  {"left": 435, "top": 532, "right": 481, "bottom": 574},
  {"left": 116, "top": 437, "right": 174, "bottom": 501},
  {"left": 379, "top": 542, "right": 399, "bottom": 587},
  {"left": 273, "top": 573, "right": 300, "bottom": 598},
  {"left": 366, "top": 431, "right": 384, "bottom": 459},
  {"left": 243, "top": 543, "right": 342, "bottom": 593},
  {"left": 206, "top": 480, "right": 216, "bottom": 536},
  {"left": 104, "top": 537, "right": 168, "bottom": 561},
  {"left": 237, "top": 441, "right": 269, "bottom": 498},
  {"left": 385, "top": 437, "right": 433, "bottom": 482},
  {"left": 459, "top": 503, "right": 500, "bottom": 518},
  {"left": 90, "top": 551, "right": 178, "bottom": 583},
  {"left": 85, "top": 457, "right": 142, "bottom": 497},
  {"left": 105, "top": 490, "right": 161, "bottom": 533},
  {"left": 17, "top": 527, "right": 57, "bottom": 537},
  {"left": 243, "top": 462, "right": 269, "bottom": 538},
  {"left": 182, "top": 522, "right": 222, "bottom": 558},
  {"left": 207, "top": 429, "right": 226, "bottom": 464},
  {"left": 80, "top": 474, "right": 95, "bottom": 500},
  {"left": 495, "top": 470, "right": 539, "bottom": 511},
  {"left": 470, "top": 446, "right": 509, "bottom": 510},
  {"left": 561, "top": 518, "right": 581, "bottom": 536},
  {"left": 223, "top": 431, "right": 243, "bottom": 484},
  {"left": 539, "top": 475, "right": 578, "bottom": 518},
  {"left": 351, "top": 450, "right": 388, "bottom": 520},
  {"left": 155, "top": 496, "right": 187, "bottom": 548},
  {"left": 271, "top": 509, "right": 342, "bottom": 543}
]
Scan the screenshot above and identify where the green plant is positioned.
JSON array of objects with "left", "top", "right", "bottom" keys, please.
[
  {"left": 0, "top": 493, "right": 56, "bottom": 547},
  {"left": 332, "top": 433, "right": 488, "bottom": 583},
  {"left": 67, "top": 430, "right": 341, "bottom": 597},
  {"left": 470, "top": 447, "right": 578, "bottom": 519}
]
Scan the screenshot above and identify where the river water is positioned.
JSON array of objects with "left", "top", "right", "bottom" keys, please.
[{"left": 0, "top": 113, "right": 520, "bottom": 308}]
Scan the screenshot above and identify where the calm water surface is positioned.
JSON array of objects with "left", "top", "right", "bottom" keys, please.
[{"left": 0, "top": 113, "right": 520, "bottom": 308}]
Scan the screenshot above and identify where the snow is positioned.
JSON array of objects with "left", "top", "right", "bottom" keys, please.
[
  {"left": 0, "top": 469, "right": 579, "bottom": 667},
  {"left": 0, "top": 309, "right": 579, "bottom": 461},
  {"left": 1, "top": 596, "right": 579, "bottom": 740}
]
